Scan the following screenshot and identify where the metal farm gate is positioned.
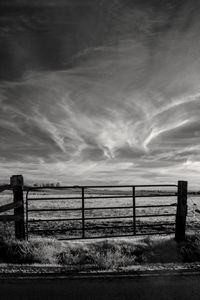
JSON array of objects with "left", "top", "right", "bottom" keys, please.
[{"left": 25, "top": 181, "right": 187, "bottom": 241}]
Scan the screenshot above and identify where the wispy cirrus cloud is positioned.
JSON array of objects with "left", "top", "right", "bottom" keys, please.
[{"left": 0, "top": 0, "right": 200, "bottom": 187}]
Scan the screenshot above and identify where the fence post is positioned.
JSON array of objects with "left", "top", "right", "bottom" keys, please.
[
  {"left": 81, "top": 187, "right": 85, "bottom": 239},
  {"left": 10, "top": 175, "right": 25, "bottom": 240},
  {"left": 175, "top": 181, "right": 187, "bottom": 242}
]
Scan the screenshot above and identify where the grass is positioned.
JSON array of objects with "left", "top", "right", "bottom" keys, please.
[
  {"left": 1, "top": 233, "right": 200, "bottom": 270},
  {"left": 0, "top": 237, "right": 146, "bottom": 268},
  {"left": 179, "top": 234, "right": 200, "bottom": 262}
]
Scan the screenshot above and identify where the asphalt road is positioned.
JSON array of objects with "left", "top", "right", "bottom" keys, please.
[{"left": 1, "top": 273, "right": 200, "bottom": 300}]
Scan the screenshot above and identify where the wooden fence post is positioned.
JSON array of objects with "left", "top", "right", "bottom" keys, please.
[
  {"left": 175, "top": 181, "right": 187, "bottom": 242},
  {"left": 10, "top": 175, "right": 25, "bottom": 240}
]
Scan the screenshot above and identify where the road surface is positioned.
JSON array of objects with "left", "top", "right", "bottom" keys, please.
[{"left": 1, "top": 273, "right": 200, "bottom": 300}]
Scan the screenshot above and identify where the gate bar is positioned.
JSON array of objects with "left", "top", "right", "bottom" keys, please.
[
  {"left": 133, "top": 186, "right": 136, "bottom": 235},
  {"left": 82, "top": 187, "right": 85, "bottom": 239}
]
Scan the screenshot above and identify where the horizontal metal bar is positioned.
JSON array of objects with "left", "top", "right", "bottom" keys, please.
[
  {"left": 85, "top": 225, "right": 133, "bottom": 230},
  {"left": 86, "top": 194, "right": 176, "bottom": 199},
  {"left": 56, "top": 236, "right": 85, "bottom": 240},
  {"left": 84, "top": 195, "right": 132, "bottom": 199},
  {"left": 82, "top": 184, "right": 178, "bottom": 188},
  {"left": 28, "top": 218, "right": 83, "bottom": 222},
  {"left": 84, "top": 216, "right": 133, "bottom": 220},
  {"left": 28, "top": 222, "right": 175, "bottom": 229},
  {"left": 28, "top": 223, "right": 175, "bottom": 233},
  {"left": 137, "top": 214, "right": 176, "bottom": 218},
  {"left": 28, "top": 213, "right": 176, "bottom": 223},
  {"left": 27, "top": 197, "right": 82, "bottom": 201},
  {"left": 28, "top": 204, "right": 176, "bottom": 213},
  {"left": 135, "top": 204, "right": 177, "bottom": 208},
  {"left": 134, "top": 231, "right": 175, "bottom": 236},
  {"left": 136, "top": 194, "right": 177, "bottom": 198},
  {"left": 27, "top": 184, "right": 177, "bottom": 191},
  {"left": 56, "top": 231, "right": 175, "bottom": 240},
  {"left": 85, "top": 213, "right": 176, "bottom": 220},
  {"left": 136, "top": 223, "right": 175, "bottom": 227},
  {"left": 84, "top": 206, "right": 133, "bottom": 210},
  {"left": 27, "top": 194, "right": 177, "bottom": 202},
  {"left": 57, "top": 233, "right": 135, "bottom": 240},
  {"left": 28, "top": 228, "right": 82, "bottom": 233},
  {"left": 27, "top": 195, "right": 177, "bottom": 202},
  {"left": 28, "top": 208, "right": 82, "bottom": 212},
  {"left": 27, "top": 195, "right": 132, "bottom": 201},
  {"left": 28, "top": 225, "right": 134, "bottom": 233}
]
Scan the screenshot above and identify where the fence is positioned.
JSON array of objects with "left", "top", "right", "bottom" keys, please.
[
  {"left": 25, "top": 179, "right": 188, "bottom": 242},
  {"left": 0, "top": 175, "right": 25, "bottom": 240},
  {"left": 0, "top": 175, "right": 188, "bottom": 241}
]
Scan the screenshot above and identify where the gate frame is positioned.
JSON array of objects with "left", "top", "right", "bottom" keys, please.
[{"left": 25, "top": 181, "right": 188, "bottom": 241}]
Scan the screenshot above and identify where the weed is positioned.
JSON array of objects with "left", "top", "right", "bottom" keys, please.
[{"left": 179, "top": 234, "right": 200, "bottom": 262}]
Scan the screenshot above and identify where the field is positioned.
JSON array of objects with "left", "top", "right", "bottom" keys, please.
[{"left": 0, "top": 187, "right": 199, "bottom": 240}]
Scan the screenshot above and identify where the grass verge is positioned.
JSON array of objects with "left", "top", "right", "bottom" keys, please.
[{"left": 1, "top": 234, "right": 200, "bottom": 270}]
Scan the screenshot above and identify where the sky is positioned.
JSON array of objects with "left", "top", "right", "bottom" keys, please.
[{"left": 0, "top": 0, "right": 200, "bottom": 188}]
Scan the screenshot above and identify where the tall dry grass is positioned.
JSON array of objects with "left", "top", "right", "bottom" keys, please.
[{"left": 1, "top": 234, "right": 200, "bottom": 269}]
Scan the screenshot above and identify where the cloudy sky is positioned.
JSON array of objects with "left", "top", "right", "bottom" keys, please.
[{"left": 0, "top": 0, "right": 200, "bottom": 187}]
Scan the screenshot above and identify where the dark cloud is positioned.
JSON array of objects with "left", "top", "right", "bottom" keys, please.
[{"left": 0, "top": 0, "right": 188, "bottom": 80}]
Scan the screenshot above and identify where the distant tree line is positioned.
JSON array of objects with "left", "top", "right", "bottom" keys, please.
[{"left": 33, "top": 182, "right": 60, "bottom": 187}]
